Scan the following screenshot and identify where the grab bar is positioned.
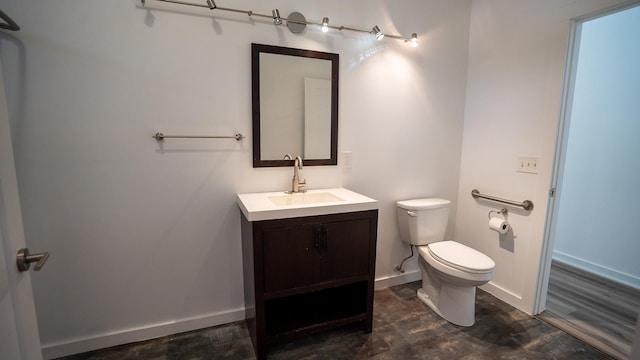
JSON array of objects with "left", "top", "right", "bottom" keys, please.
[
  {"left": 153, "top": 132, "right": 244, "bottom": 141},
  {"left": 471, "top": 189, "right": 533, "bottom": 211}
]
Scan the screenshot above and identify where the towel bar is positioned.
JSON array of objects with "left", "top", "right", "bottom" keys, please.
[{"left": 152, "top": 132, "right": 244, "bottom": 141}]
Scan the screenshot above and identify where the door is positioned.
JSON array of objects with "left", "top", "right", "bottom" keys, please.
[
  {"left": 0, "top": 58, "right": 43, "bottom": 360},
  {"left": 262, "top": 224, "right": 322, "bottom": 293},
  {"left": 536, "top": 3, "right": 640, "bottom": 358},
  {"left": 321, "top": 218, "right": 371, "bottom": 281},
  {"left": 303, "top": 77, "right": 331, "bottom": 159}
]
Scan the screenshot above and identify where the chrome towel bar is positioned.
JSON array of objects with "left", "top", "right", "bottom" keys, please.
[
  {"left": 153, "top": 132, "right": 245, "bottom": 141},
  {"left": 471, "top": 189, "right": 534, "bottom": 211}
]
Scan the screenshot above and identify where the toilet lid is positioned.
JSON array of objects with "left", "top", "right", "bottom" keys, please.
[
  {"left": 396, "top": 198, "right": 450, "bottom": 210},
  {"left": 427, "top": 241, "right": 495, "bottom": 273}
]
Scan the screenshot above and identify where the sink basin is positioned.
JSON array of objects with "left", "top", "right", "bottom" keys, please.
[
  {"left": 237, "top": 188, "right": 377, "bottom": 221},
  {"left": 268, "top": 192, "right": 344, "bottom": 206}
]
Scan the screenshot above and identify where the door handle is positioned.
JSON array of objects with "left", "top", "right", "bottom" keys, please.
[
  {"left": 323, "top": 227, "right": 329, "bottom": 252},
  {"left": 314, "top": 228, "right": 321, "bottom": 252},
  {"left": 16, "top": 248, "right": 50, "bottom": 272}
]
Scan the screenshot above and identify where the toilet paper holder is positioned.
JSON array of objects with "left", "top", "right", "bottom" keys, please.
[{"left": 488, "top": 208, "right": 508, "bottom": 219}]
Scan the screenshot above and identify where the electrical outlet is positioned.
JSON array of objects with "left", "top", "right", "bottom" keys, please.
[
  {"left": 342, "top": 151, "right": 352, "bottom": 169},
  {"left": 517, "top": 156, "right": 539, "bottom": 174}
]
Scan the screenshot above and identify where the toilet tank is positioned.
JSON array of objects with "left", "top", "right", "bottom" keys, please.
[{"left": 396, "top": 198, "right": 451, "bottom": 246}]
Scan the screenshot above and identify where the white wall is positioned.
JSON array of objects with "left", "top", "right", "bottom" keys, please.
[
  {"left": 456, "top": 0, "right": 634, "bottom": 314},
  {"left": 552, "top": 6, "right": 640, "bottom": 289},
  {"left": 0, "top": 0, "right": 471, "bottom": 357}
]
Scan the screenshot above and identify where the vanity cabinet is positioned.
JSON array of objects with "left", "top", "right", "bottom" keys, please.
[{"left": 241, "top": 210, "right": 378, "bottom": 360}]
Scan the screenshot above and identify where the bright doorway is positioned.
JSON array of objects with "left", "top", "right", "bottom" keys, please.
[{"left": 538, "top": 3, "right": 640, "bottom": 359}]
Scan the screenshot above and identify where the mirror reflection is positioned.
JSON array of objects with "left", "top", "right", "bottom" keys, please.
[{"left": 252, "top": 44, "right": 339, "bottom": 167}]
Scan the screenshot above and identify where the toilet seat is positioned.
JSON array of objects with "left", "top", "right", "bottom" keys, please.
[{"left": 427, "top": 241, "right": 494, "bottom": 274}]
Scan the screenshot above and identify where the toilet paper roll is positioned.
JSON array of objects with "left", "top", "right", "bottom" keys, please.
[{"left": 489, "top": 217, "right": 510, "bottom": 234}]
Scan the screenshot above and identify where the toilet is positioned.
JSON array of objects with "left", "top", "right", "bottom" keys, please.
[{"left": 396, "top": 198, "right": 495, "bottom": 326}]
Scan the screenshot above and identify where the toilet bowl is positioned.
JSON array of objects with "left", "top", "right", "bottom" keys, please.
[{"left": 396, "top": 198, "right": 495, "bottom": 326}]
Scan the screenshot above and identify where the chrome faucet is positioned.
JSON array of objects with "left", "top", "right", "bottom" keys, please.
[{"left": 284, "top": 154, "right": 307, "bottom": 193}]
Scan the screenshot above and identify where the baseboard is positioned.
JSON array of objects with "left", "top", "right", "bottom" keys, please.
[
  {"left": 41, "top": 308, "right": 246, "bottom": 360},
  {"left": 376, "top": 270, "right": 531, "bottom": 316},
  {"left": 374, "top": 269, "right": 421, "bottom": 290},
  {"left": 42, "top": 273, "right": 423, "bottom": 359},
  {"left": 480, "top": 282, "right": 527, "bottom": 315},
  {"left": 553, "top": 250, "right": 640, "bottom": 289}
]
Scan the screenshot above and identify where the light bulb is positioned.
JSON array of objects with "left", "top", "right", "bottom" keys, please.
[
  {"left": 321, "top": 17, "right": 329, "bottom": 33},
  {"left": 272, "top": 9, "right": 282, "bottom": 25},
  {"left": 372, "top": 26, "right": 384, "bottom": 41},
  {"left": 410, "top": 33, "right": 418, "bottom": 47}
]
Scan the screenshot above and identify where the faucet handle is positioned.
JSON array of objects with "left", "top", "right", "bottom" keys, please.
[{"left": 298, "top": 179, "right": 307, "bottom": 192}]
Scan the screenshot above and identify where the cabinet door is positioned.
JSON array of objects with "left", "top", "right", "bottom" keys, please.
[
  {"left": 262, "top": 225, "right": 322, "bottom": 293},
  {"left": 320, "top": 218, "right": 371, "bottom": 282}
]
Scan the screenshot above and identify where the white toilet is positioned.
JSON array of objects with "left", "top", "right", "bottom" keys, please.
[{"left": 396, "top": 198, "right": 495, "bottom": 326}]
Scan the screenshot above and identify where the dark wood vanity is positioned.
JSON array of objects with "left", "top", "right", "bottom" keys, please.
[{"left": 241, "top": 209, "right": 378, "bottom": 359}]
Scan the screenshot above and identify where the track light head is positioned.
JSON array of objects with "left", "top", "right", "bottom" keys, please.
[
  {"left": 321, "top": 17, "right": 329, "bottom": 33},
  {"left": 408, "top": 33, "right": 418, "bottom": 47},
  {"left": 372, "top": 25, "right": 384, "bottom": 41},
  {"left": 272, "top": 9, "right": 282, "bottom": 25}
]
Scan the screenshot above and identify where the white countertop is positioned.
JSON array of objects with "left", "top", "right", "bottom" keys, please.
[{"left": 237, "top": 188, "right": 378, "bottom": 221}]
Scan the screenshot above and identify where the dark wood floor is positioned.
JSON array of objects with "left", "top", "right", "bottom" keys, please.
[
  {"left": 58, "top": 281, "right": 612, "bottom": 359},
  {"left": 539, "top": 260, "right": 640, "bottom": 360}
]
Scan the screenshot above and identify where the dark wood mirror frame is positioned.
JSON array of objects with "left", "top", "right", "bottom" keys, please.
[{"left": 252, "top": 43, "right": 339, "bottom": 167}]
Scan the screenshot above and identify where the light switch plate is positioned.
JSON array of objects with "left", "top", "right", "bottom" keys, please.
[
  {"left": 342, "top": 151, "right": 352, "bottom": 169},
  {"left": 517, "top": 156, "right": 539, "bottom": 174}
]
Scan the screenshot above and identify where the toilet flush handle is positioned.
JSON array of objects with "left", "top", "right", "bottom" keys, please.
[{"left": 407, "top": 211, "right": 417, "bottom": 217}]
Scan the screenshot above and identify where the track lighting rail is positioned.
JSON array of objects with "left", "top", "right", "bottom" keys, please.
[{"left": 140, "top": 0, "right": 418, "bottom": 45}]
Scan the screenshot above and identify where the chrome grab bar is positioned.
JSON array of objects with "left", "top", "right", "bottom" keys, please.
[{"left": 471, "top": 189, "right": 534, "bottom": 211}]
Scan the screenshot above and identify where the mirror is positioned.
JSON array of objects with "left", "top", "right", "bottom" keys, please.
[{"left": 252, "top": 43, "right": 339, "bottom": 167}]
